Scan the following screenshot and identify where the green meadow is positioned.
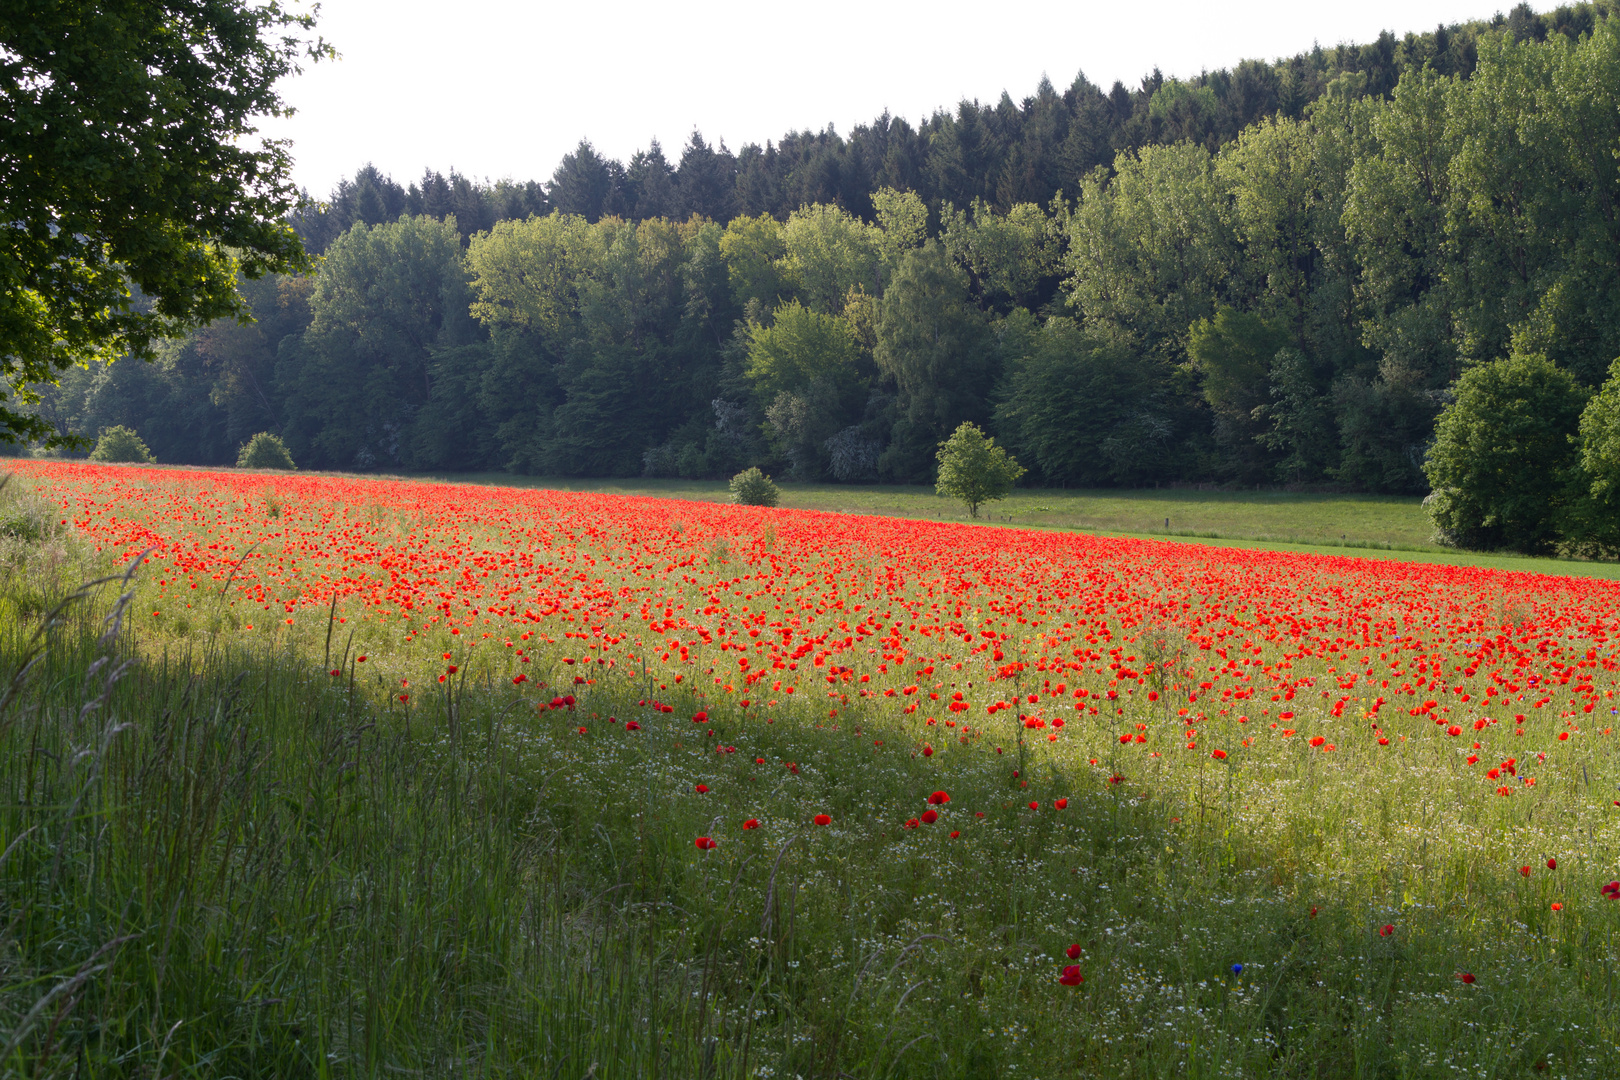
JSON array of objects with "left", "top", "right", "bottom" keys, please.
[{"left": 4, "top": 473, "right": 1619, "bottom": 1078}]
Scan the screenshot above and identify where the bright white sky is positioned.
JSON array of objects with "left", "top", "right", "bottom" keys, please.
[{"left": 261, "top": 0, "right": 1524, "bottom": 197}]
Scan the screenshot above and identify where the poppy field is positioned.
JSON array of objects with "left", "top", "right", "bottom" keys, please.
[{"left": 5, "top": 461, "right": 1620, "bottom": 1078}]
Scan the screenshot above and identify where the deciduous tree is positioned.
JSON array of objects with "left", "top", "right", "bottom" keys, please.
[{"left": 0, "top": 0, "right": 327, "bottom": 445}]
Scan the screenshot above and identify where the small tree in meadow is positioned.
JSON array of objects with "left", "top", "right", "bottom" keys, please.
[
  {"left": 1423, "top": 351, "right": 1587, "bottom": 554},
  {"left": 729, "top": 467, "right": 780, "bottom": 507},
  {"left": 88, "top": 425, "right": 156, "bottom": 464},
  {"left": 236, "top": 431, "right": 297, "bottom": 470},
  {"left": 935, "top": 421, "right": 1025, "bottom": 518}
]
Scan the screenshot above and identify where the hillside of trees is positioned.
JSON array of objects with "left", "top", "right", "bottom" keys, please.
[{"left": 18, "top": 2, "right": 1620, "bottom": 499}]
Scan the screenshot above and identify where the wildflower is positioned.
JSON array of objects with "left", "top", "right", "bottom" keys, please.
[
  {"left": 814, "top": 813, "right": 831, "bottom": 826},
  {"left": 1231, "top": 963, "right": 1244, "bottom": 976},
  {"left": 1065, "top": 943, "right": 1082, "bottom": 959},
  {"left": 625, "top": 720, "right": 641, "bottom": 731},
  {"left": 1601, "top": 880, "right": 1620, "bottom": 900},
  {"left": 921, "top": 809, "right": 939, "bottom": 824},
  {"left": 1551, "top": 902, "right": 1563, "bottom": 911},
  {"left": 694, "top": 836, "right": 716, "bottom": 850},
  {"left": 949, "top": 830, "right": 961, "bottom": 838},
  {"left": 1058, "top": 965, "right": 1084, "bottom": 986},
  {"left": 1054, "top": 797, "right": 1068, "bottom": 809},
  {"left": 1211, "top": 749, "right": 1227, "bottom": 760},
  {"left": 1456, "top": 972, "right": 1475, "bottom": 984},
  {"left": 1028, "top": 801, "right": 1039, "bottom": 811},
  {"left": 695, "top": 784, "right": 709, "bottom": 794},
  {"left": 927, "top": 790, "right": 950, "bottom": 805},
  {"left": 1547, "top": 857, "right": 1557, "bottom": 870},
  {"left": 1520, "top": 866, "right": 1531, "bottom": 877},
  {"left": 1378, "top": 924, "right": 1394, "bottom": 937},
  {"left": 743, "top": 818, "right": 760, "bottom": 830}
]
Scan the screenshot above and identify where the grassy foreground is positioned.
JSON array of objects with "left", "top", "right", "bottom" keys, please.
[{"left": 4, "top": 475, "right": 1620, "bottom": 1078}]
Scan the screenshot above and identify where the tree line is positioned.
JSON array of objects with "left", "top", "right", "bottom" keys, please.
[
  {"left": 17, "top": 5, "right": 1620, "bottom": 537},
  {"left": 288, "top": 2, "right": 1613, "bottom": 249}
]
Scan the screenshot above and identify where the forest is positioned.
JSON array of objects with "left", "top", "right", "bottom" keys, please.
[{"left": 17, "top": 1, "right": 1620, "bottom": 497}]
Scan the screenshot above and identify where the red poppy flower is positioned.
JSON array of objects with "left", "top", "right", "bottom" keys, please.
[
  {"left": 1520, "top": 866, "right": 1531, "bottom": 877},
  {"left": 695, "top": 783, "right": 709, "bottom": 794},
  {"left": 927, "top": 790, "right": 950, "bottom": 805},
  {"left": 922, "top": 745, "right": 934, "bottom": 757},
  {"left": 921, "top": 809, "right": 939, "bottom": 824},
  {"left": 1378, "top": 924, "right": 1394, "bottom": 937},
  {"left": 1546, "top": 857, "right": 1557, "bottom": 869},
  {"left": 1058, "top": 965, "right": 1084, "bottom": 986},
  {"left": 1601, "top": 880, "right": 1620, "bottom": 900},
  {"left": 1065, "top": 943, "right": 1082, "bottom": 959},
  {"left": 1211, "top": 749, "right": 1227, "bottom": 760},
  {"left": 1455, "top": 972, "right": 1475, "bottom": 984},
  {"left": 1028, "top": 801, "right": 1039, "bottom": 811},
  {"left": 624, "top": 720, "right": 641, "bottom": 731},
  {"left": 813, "top": 813, "right": 831, "bottom": 826},
  {"left": 694, "top": 836, "right": 716, "bottom": 850},
  {"left": 1551, "top": 902, "right": 1563, "bottom": 911},
  {"left": 742, "top": 818, "right": 760, "bottom": 829},
  {"left": 948, "top": 830, "right": 960, "bottom": 838},
  {"left": 1054, "top": 797, "right": 1068, "bottom": 809}
]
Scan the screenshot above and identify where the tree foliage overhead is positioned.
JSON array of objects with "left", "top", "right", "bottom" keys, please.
[{"left": 0, "top": 0, "right": 328, "bottom": 445}]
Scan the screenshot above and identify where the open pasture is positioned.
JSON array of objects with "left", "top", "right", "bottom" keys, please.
[
  {"left": 5, "top": 461, "right": 1620, "bottom": 1078},
  {"left": 436, "top": 474, "right": 1445, "bottom": 553}
]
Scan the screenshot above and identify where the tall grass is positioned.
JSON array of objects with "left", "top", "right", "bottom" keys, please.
[{"left": 3, "top": 478, "right": 1620, "bottom": 1077}]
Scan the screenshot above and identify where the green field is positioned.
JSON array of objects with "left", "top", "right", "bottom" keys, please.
[
  {"left": 434, "top": 475, "right": 1620, "bottom": 580},
  {"left": 8, "top": 470, "right": 1620, "bottom": 1078}
]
